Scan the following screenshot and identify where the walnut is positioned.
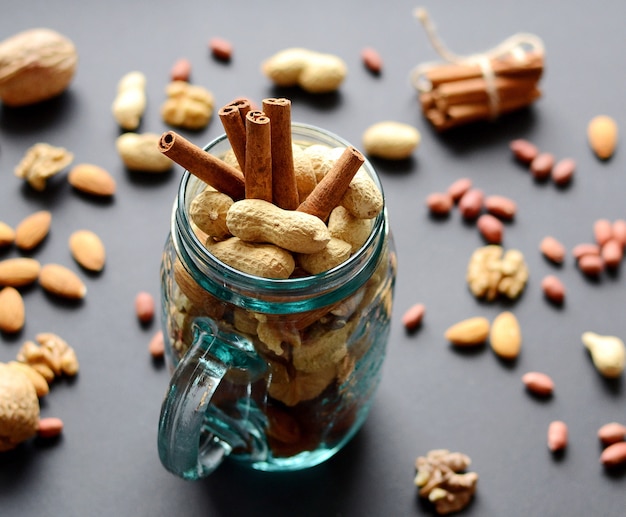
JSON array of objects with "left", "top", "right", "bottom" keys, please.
[
  {"left": 414, "top": 449, "right": 479, "bottom": 515},
  {"left": 0, "top": 362, "right": 40, "bottom": 451},
  {"left": 466, "top": 245, "right": 528, "bottom": 301},
  {"left": 16, "top": 332, "right": 79, "bottom": 383},
  {"left": 0, "top": 28, "right": 78, "bottom": 107},
  {"left": 161, "top": 81, "right": 214, "bottom": 130},
  {"left": 14, "top": 142, "right": 74, "bottom": 191}
]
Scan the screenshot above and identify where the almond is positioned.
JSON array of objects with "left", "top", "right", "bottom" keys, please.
[
  {"left": 588, "top": 115, "right": 618, "bottom": 160},
  {"left": 14, "top": 210, "right": 52, "bottom": 250},
  {"left": 0, "top": 257, "right": 41, "bottom": 287},
  {"left": 522, "top": 371, "right": 554, "bottom": 396},
  {"left": 0, "top": 221, "right": 15, "bottom": 247},
  {"left": 444, "top": 316, "right": 490, "bottom": 346},
  {"left": 597, "top": 422, "right": 626, "bottom": 445},
  {"left": 39, "top": 263, "right": 86, "bottom": 299},
  {"left": 0, "top": 286, "right": 25, "bottom": 333},
  {"left": 490, "top": 311, "right": 521, "bottom": 359},
  {"left": 69, "top": 230, "right": 106, "bottom": 272},
  {"left": 68, "top": 163, "right": 116, "bottom": 196}
]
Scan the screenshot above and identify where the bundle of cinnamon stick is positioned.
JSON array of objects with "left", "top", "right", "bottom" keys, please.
[{"left": 412, "top": 8, "right": 545, "bottom": 132}]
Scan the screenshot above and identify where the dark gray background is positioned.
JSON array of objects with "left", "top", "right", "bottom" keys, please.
[{"left": 1, "top": 1, "right": 625, "bottom": 515}]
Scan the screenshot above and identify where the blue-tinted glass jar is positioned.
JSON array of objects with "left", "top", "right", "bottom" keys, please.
[{"left": 158, "top": 123, "right": 396, "bottom": 480}]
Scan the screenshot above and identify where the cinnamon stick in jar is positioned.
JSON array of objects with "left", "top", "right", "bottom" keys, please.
[
  {"left": 244, "top": 111, "right": 273, "bottom": 202},
  {"left": 218, "top": 103, "right": 247, "bottom": 171},
  {"left": 158, "top": 131, "right": 245, "bottom": 200},
  {"left": 262, "top": 98, "right": 299, "bottom": 210},
  {"left": 297, "top": 146, "right": 365, "bottom": 222}
]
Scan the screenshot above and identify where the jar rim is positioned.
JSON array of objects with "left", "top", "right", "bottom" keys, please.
[{"left": 172, "top": 122, "right": 389, "bottom": 312}]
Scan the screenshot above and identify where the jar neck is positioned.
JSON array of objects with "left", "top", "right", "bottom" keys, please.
[{"left": 171, "top": 125, "right": 389, "bottom": 314}]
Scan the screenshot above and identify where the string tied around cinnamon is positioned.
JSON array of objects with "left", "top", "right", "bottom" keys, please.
[{"left": 410, "top": 7, "right": 545, "bottom": 130}]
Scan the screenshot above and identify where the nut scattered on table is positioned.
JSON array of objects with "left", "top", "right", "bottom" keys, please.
[
  {"left": 414, "top": 449, "right": 478, "bottom": 515},
  {"left": 116, "top": 132, "right": 173, "bottom": 173},
  {"left": 466, "top": 245, "right": 528, "bottom": 301},
  {"left": 161, "top": 80, "right": 214, "bottom": 130},
  {"left": 112, "top": 71, "right": 146, "bottom": 130},
  {"left": 362, "top": 121, "right": 420, "bottom": 160},
  {"left": 14, "top": 143, "right": 74, "bottom": 191},
  {"left": 0, "top": 28, "right": 77, "bottom": 107},
  {"left": 0, "top": 362, "right": 40, "bottom": 451}
]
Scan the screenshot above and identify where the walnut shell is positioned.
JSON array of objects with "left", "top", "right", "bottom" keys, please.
[
  {"left": 0, "top": 362, "right": 40, "bottom": 451},
  {"left": 0, "top": 28, "right": 78, "bottom": 107}
]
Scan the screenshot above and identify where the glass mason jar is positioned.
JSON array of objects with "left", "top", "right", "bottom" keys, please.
[{"left": 158, "top": 123, "right": 396, "bottom": 480}]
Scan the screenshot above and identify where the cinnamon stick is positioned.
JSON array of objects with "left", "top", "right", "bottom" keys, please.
[
  {"left": 158, "top": 131, "right": 245, "bottom": 200},
  {"left": 244, "top": 111, "right": 272, "bottom": 202},
  {"left": 218, "top": 103, "right": 247, "bottom": 171},
  {"left": 262, "top": 98, "right": 299, "bottom": 210},
  {"left": 423, "top": 52, "right": 544, "bottom": 88},
  {"left": 297, "top": 146, "right": 365, "bottom": 222},
  {"left": 435, "top": 77, "right": 539, "bottom": 107}
]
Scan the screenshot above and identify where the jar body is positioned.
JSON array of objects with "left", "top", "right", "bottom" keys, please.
[{"left": 159, "top": 124, "right": 396, "bottom": 474}]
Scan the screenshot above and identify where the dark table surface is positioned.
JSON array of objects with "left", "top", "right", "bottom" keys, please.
[{"left": 1, "top": 1, "right": 626, "bottom": 516}]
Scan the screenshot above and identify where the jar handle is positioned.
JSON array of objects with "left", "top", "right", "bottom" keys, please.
[{"left": 157, "top": 317, "right": 269, "bottom": 480}]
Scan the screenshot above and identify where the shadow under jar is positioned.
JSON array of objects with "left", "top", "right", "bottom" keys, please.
[{"left": 158, "top": 123, "right": 396, "bottom": 480}]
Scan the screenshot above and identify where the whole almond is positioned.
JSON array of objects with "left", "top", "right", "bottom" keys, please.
[
  {"left": 361, "top": 47, "right": 383, "bottom": 74},
  {"left": 578, "top": 254, "right": 604, "bottom": 276},
  {"left": 0, "top": 221, "right": 15, "bottom": 247},
  {"left": 530, "top": 152, "right": 554, "bottom": 181},
  {"left": 612, "top": 219, "right": 626, "bottom": 248},
  {"left": 15, "top": 210, "right": 51, "bottom": 250},
  {"left": 68, "top": 163, "right": 116, "bottom": 196},
  {"left": 601, "top": 238, "right": 623, "bottom": 268},
  {"left": 0, "top": 286, "right": 25, "bottom": 333},
  {"left": 597, "top": 422, "right": 626, "bottom": 445},
  {"left": 572, "top": 243, "right": 600, "bottom": 261},
  {"left": 600, "top": 442, "right": 626, "bottom": 468},
  {"left": 149, "top": 330, "right": 165, "bottom": 359},
  {"left": 402, "top": 303, "right": 425, "bottom": 331},
  {"left": 447, "top": 178, "right": 472, "bottom": 202},
  {"left": 445, "top": 316, "right": 490, "bottom": 346},
  {"left": 522, "top": 371, "right": 554, "bottom": 396},
  {"left": 458, "top": 188, "right": 484, "bottom": 220},
  {"left": 69, "top": 230, "right": 106, "bottom": 272},
  {"left": 540, "top": 236, "right": 566, "bottom": 264},
  {"left": 541, "top": 275, "right": 565, "bottom": 304},
  {"left": 8, "top": 362, "right": 49, "bottom": 397},
  {"left": 477, "top": 214, "right": 503, "bottom": 244},
  {"left": 0, "top": 257, "right": 41, "bottom": 287},
  {"left": 548, "top": 420, "right": 568, "bottom": 452},
  {"left": 490, "top": 311, "right": 521, "bottom": 359},
  {"left": 37, "top": 417, "right": 64, "bottom": 438},
  {"left": 135, "top": 291, "right": 155, "bottom": 324},
  {"left": 551, "top": 158, "right": 575, "bottom": 186},
  {"left": 39, "top": 263, "right": 86, "bottom": 299},
  {"left": 170, "top": 58, "right": 191, "bottom": 82},
  {"left": 510, "top": 139, "right": 538, "bottom": 163},
  {"left": 426, "top": 192, "right": 453, "bottom": 216},
  {"left": 588, "top": 115, "right": 618, "bottom": 160},
  {"left": 484, "top": 195, "right": 517, "bottom": 220}
]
